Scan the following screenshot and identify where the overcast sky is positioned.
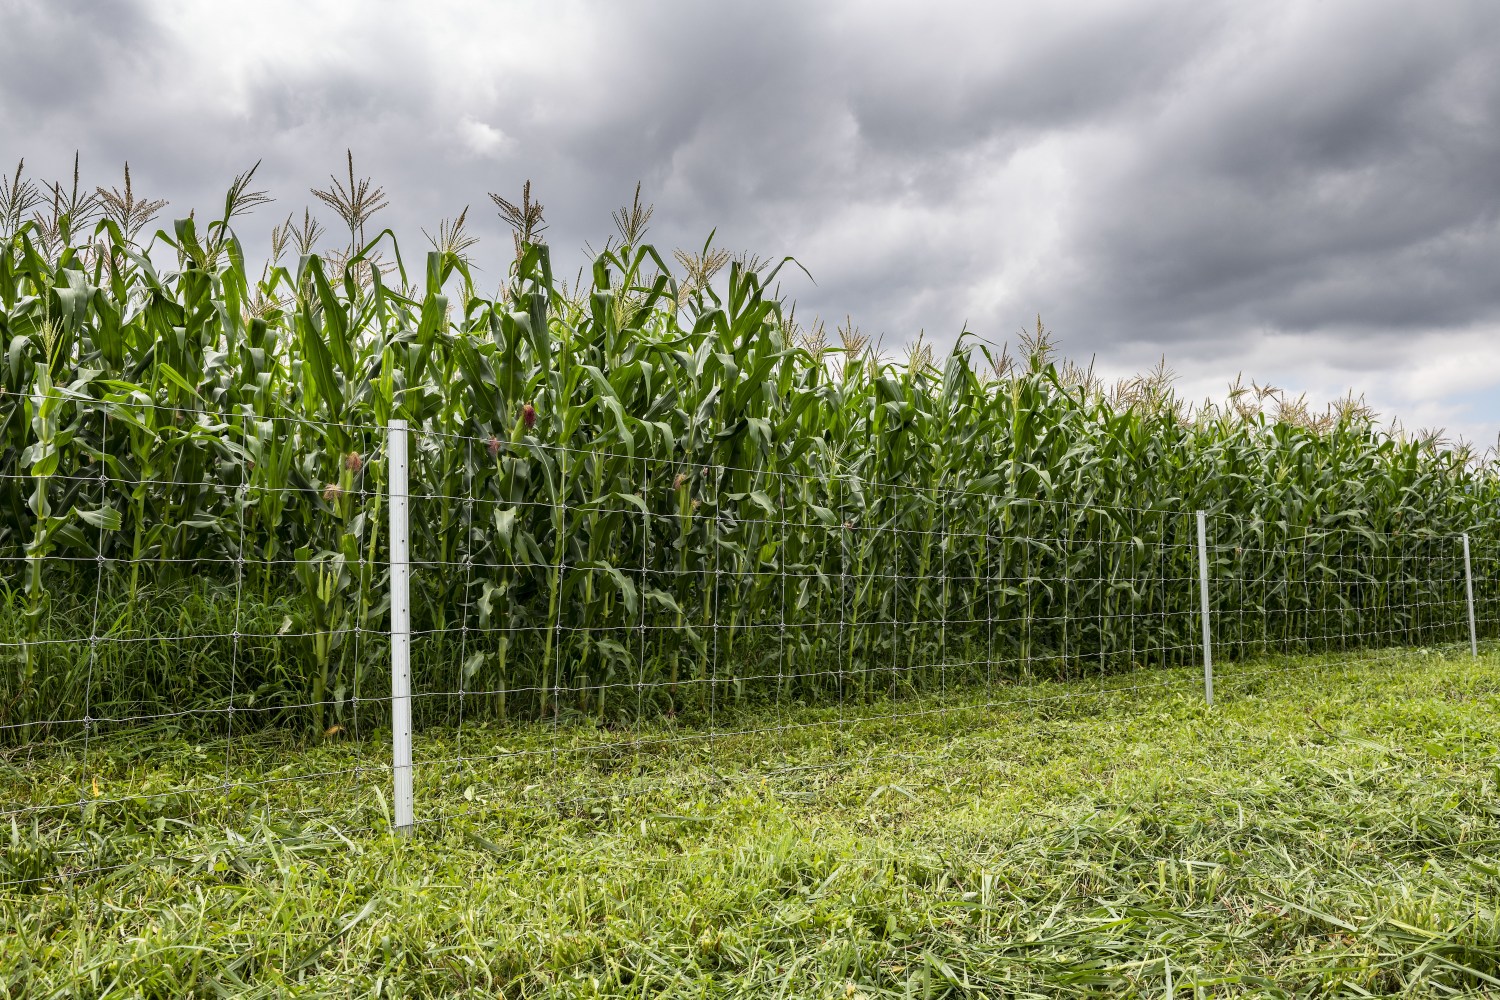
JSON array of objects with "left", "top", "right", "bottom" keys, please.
[{"left": 3, "top": 0, "right": 1498, "bottom": 448}]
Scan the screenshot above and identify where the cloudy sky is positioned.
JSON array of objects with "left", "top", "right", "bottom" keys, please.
[{"left": 3, "top": 0, "right": 1498, "bottom": 447}]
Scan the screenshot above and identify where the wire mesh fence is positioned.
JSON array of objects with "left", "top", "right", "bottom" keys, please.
[{"left": 1, "top": 410, "right": 1496, "bottom": 891}]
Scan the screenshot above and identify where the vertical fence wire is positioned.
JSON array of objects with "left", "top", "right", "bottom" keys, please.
[
  {"left": 78, "top": 404, "right": 110, "bottom": 881},
  {"left": 5, "top": 412, "right": 1500, "bottom": 891}
]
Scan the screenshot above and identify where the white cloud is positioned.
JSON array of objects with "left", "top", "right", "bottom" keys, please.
[{"left": 457, "top": 116, "right": 511, "bottom": 159}]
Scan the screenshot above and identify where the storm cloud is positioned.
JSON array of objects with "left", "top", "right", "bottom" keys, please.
[{"left": 3, "top": 0, "right": 1498, "bottom": 443}]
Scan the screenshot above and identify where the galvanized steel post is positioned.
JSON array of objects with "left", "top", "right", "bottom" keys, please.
[
  {"left": 1197, "top": 510, "right": 1214, "bottom": 707},
  {"left": 389, "top": 419, "right": 414, "bottom": 832}
]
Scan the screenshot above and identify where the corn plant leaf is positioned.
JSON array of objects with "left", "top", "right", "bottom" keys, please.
[{"left": 76, "top": 506, "right": 122, "bottom": 531}]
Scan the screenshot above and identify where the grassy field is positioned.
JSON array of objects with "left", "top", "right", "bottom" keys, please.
[{"left": 4, "top": 645, "right": 1500, "bottom": 997}]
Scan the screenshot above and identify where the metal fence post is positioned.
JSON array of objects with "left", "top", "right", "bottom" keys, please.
[
  {"left": 1197, "top": 510, "right": 1214, "bottom": 707},
  {"left": 1463, "top": 532, "right": 1478, "bottom": 658},
  {"left": 389, "top": 418, "right": 414, "bottom": 833}
]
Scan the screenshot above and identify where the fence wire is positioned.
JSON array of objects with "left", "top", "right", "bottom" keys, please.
[{"left": 0, "top": 411, "right": 1496, "bottom": 891}]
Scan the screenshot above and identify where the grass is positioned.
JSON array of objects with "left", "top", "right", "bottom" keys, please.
[
  {"left": 4, "top": 645, "right": 1500, "bottom": 996},
  {"left": 7, "top": 155, "right": 1500, "bottom": 997}
]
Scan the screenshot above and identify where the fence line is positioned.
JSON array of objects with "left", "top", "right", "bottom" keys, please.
[{"left": 0, "top": 413, "right": 1496, "bottom": 889}]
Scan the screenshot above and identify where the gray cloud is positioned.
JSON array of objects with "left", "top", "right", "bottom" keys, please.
[
  {"left": 1069, "top": 9, "right": 1500, "bottom": 340},
  {"left": 2, "top": 0, "right": 1498, "bottom": 442}
]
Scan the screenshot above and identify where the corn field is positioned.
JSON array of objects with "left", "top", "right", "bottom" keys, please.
[{"left": 1, "top": 162, "right": 1497, "bottom": 738}]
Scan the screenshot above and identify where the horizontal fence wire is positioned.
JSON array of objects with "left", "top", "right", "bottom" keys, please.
[{"left": 0, "top": 411, "right": 1497, "bottom": 892}]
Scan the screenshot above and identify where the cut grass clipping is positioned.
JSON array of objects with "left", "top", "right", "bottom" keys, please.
[{"left": 4, "top": 645, "right": 1500, "bottom": 996}]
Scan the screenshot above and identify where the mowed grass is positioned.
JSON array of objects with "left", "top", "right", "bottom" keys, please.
[{"left": 4, "top": 646, "right": 1500, "bottom": 997}]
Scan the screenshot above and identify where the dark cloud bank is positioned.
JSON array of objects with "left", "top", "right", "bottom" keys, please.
[{"left": 2, "top": 0, "right": 1498, "bottom": 441}]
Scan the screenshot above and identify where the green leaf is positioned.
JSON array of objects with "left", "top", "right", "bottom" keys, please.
[{"left": 76, "top": 506, "right": 122, "bottom": 532}]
